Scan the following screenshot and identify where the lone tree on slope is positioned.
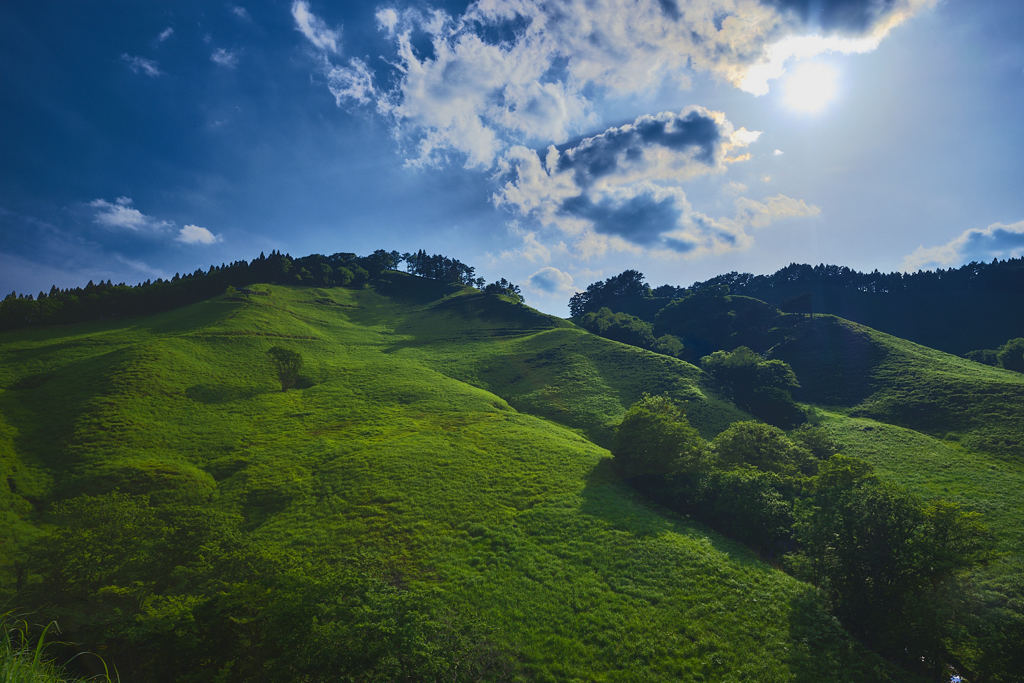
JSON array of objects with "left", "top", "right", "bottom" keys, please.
[{"left": 267, "top": 346, "right": 303, "bottom": 391}]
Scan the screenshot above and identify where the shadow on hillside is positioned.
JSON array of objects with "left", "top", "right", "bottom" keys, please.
[
  {"left": 577, "top": 459, "right": 761, "bottom": 567},
  {"left": 771, "top": 315, "right": 886, "bottom": 406},
  {"left": 374, "top": 272, "right": 465, "bottom": 304},
  {"left": 0, "top": 348, "right": 122, "bottom": 473},
  {"left": 578, "top": 460, "right": 903, "bottom": 680},
  {"left": 783, "top": 589, "right": 903, "bottom": 681}
]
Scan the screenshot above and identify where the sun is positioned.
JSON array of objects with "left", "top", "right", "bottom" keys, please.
[{"left": 780, "top": 62, "right": 840, "bottom": 114}]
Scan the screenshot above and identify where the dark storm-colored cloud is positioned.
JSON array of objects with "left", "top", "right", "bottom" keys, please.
[
  {"left": 765, "top": 0, "right": 898, "bottom": 32},
  {"left": 555, "top": 110, "right": 722, "bottom": 188},
  {"left": 561, "top": 193, "right": 682, "bottom": 246}
]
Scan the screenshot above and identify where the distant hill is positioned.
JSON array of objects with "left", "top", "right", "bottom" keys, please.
[{"left": 570, "top": 258, "right": 1024, "bottom": 355}]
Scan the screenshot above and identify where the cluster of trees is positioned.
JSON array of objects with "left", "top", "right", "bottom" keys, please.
[
  {"left": 0, "top": 250, "right": 393, "bottom": 331},
  {"left": 612, "top": 396, "right": 992, "bottom": 676},
  {"left": 966, "top": 337, "right": 1024, "bottom": 373},
  {"left": 571, "top": 273, "right": 790, "bottom": 366},
  {"left": 481, "top": 278, "right": 524, "bottom": 303},
  {"left": 402, "top": 250, "right": 480, "bottom": 286},
  {"left": 701, "top": 347, "right": 805, "bottom": 427},
  {"left": 570, "top": 259, "right": 1024, "bottom": 355},
  {"left": 0, "top": 249, "right": 525, "bottom": 332},
  {"left": 576, "top": 307, "right": 684, "bottom": 357}
]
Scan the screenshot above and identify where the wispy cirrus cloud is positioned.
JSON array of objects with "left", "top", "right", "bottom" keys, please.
[
  {"left": 121, "top": 54, "right": 162, "bottom": 77},
  {"left": 157, "top": 27, "right": 174, "bottom": 43},
  {"left": 90, "top": 197, "right": 172, "bottom": 232},
  {"left": 291, "top": 0, "right": 340, "bottom": 54},
  {"left": 902, "top": 220, "right": 1024, "bottom": 271}
]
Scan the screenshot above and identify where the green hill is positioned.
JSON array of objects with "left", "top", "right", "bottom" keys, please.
[
  {"left": 0, "top": 277, "right": 906, "bottom": 681},
  {"left": 768, "top": 313, "right": 1024, "bottom": 458}
]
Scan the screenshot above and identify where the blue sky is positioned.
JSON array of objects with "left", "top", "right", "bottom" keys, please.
[{"left": 1, "top": 0, "right": 1022, "bottom": 315}]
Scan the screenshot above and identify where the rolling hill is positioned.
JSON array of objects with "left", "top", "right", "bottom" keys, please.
[{"left": 0, "top": 276, "right": 910, "bottom": 681}]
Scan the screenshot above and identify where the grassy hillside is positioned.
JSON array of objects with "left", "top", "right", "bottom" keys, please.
[
  {"left": 0, "top": 278, "right": 905, "bottom": 681},
  {"left": 812, "top": 411, "right": 1024, "bottom": 678},
  {"left": 763, "top": 313, "right": 1024, "bottom": 459}
]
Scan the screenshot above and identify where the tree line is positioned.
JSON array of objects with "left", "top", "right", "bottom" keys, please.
[
  {"left": 0, "top": 249, "right": 523, "bottom": 331},
  {"left": 570, "top": 259, "right": 1024, "bottom": 355}
]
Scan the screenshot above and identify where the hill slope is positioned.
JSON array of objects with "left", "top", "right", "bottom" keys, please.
[
  {"left": 0, "top": 278, "right": 904, "bottom": 681},
  {"left": 765, "top": 313, "right": 1024, "bottom": 458}
]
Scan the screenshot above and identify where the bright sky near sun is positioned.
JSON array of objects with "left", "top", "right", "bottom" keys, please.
[{"left": 1, "top": 0, "right": 1022, "bottom": 314}]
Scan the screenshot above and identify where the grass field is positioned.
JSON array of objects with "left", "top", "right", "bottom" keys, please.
[{"left": 0, "top": 278, "right": 908, "bottom": 680}]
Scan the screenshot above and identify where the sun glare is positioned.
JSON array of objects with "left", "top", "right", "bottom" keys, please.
[{"left": 781, "top": 62, "right": 839, "bottom": 114}]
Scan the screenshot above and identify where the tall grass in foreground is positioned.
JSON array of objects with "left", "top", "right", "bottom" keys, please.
[{"left": 1, "top": 612, "right": 114, "bottom": 683}]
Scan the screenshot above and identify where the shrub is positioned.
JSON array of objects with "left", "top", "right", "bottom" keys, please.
[{"left": 611, "top": 395, "right": 704, "bottom": 479}]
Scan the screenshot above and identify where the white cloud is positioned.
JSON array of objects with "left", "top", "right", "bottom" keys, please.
[
  {"left": 299, "top": 0, "right": 923, "bottom": 264},
  {"left": 211, "top": 48, "right": 239, "bottom": 68},
  {"left": 376, "top": 8, "right": 399, "bottom": 34},
  {"left": 528, "top": 266, "right": 574, "bottom": 294},
  {"left": 327, "top": 58, "right": 375, "bottom": 105},
  {"left": 121, "top": 54, "right": 162, "bottom": 77},
  {"left": 773, "top": 148, "right": 784, "bottom": 156},
  {"left": 232, "top": 6, "right": 252, "bottom": 21},
  {"left": 319, "top": 0, "right": 931, "bottom": 169},
  {"left": 157, "top": 27, "right": 174, "bottom": 43},
  {"left": 291, "top": 1, "right": 340, "bottom": 54},
  {"left": 89, "top": 197, "right": 171, "bottom": 232},
  {"left": 733, "top": 193, "right": 820, "bottom": 229},
  {"left": 902, "top": 220, "right": 1024, "bottom": 271},
  {"left": 176, "top": 224, "right": 222, "bottom": 245},
  {"left": 493, "top": 107, "right": 771, "bottom": 256},
  {"left": 497, "top": 224, "right": 567, "bottom": 264}
]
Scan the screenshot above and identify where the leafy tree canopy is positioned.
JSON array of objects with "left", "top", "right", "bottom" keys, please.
[
  {"left": 710, "top": 420, "right": 813, "bottom": 475},
  {"left": 611, "top": 395, "right": 704, "bottom": 479}
]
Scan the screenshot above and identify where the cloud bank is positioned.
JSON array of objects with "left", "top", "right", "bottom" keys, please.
[
  {"left": 494, "top": 107, "right": 816, "bottom": 256},
  {"left": 902, "top": 220, "right": 1024, "bottom": 271},
  {"left": 319, "top": 0, "right": 931, "bottom": 167},
  {"left": 291, "top": 0, "right": 919, "bottom": 264}
]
